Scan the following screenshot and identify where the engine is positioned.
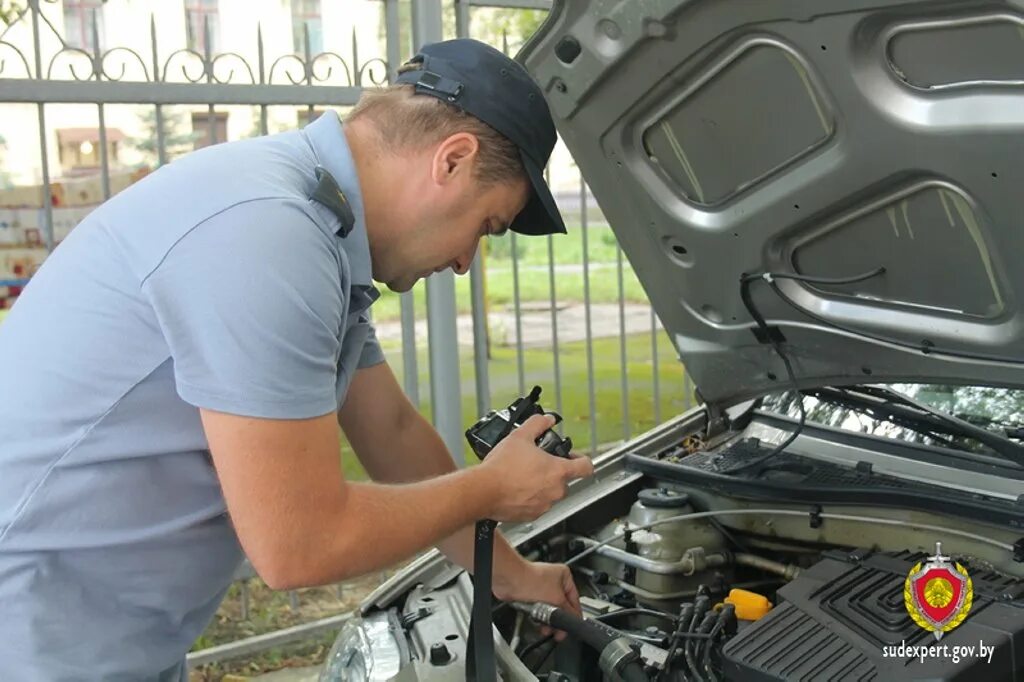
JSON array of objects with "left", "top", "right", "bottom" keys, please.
[{"left": 504, "top": 485, "right": 1024, "bottom": 682}]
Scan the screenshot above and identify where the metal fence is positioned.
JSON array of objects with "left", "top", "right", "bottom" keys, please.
[{"left": 0, "top": 0, "right": 692, "bottom": 667}]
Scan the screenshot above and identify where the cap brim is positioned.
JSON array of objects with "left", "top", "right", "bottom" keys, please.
[{"left": 510, "top": 151, "right": 567, "bottom": 236}]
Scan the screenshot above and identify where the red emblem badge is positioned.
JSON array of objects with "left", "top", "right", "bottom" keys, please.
[{"left": 904, "top": 542, "right": 974, "bottom": 641}]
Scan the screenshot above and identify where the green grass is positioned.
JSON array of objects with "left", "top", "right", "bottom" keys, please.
[
  {"left": 338, "top": 330, "right": 693, "bottom": 480},
  {"left": 371, "top": 224, "right": 645, "bottom": 322}
]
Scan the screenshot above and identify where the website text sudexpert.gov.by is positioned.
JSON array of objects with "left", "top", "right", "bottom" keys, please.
[{"left": 882, "top": 640, "right": 995, "bottom": 664}]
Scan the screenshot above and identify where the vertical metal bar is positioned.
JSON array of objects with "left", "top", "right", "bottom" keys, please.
[
  {"left": 470, "top": 250, "right": 490, "bottom": 417},
  {"left": 97, "top": 107, "right": 111, "bottom": 199},
  {"left": 454, "top": 0, "right": 470, "bottom": 39},
  {"left": 92, "top": 11, "right": 111, "bottom": 201},
  {"left": 547, "top": 239, "right": 562, "bottom": 419},
  {"left": 412, "top": 0, "right": 443, "bottom": 51},
  {"left": 546, "top": 167, "right": 562, "bottom": 420},
  {"left": 581, "top": 177, "right": 597, "bottom": 454},
  {"left": 684, "top": 371, "right": 692, "bottom": 411},
  {"left": 617, "top": 244, "right": 629, "bottom": 441},
  {"left": 150, "top": 15, "right": 168, "bottom": 167},
  {"left": 154, "top": 104, "right": 167, "bottom": 166},
  {"left": 414, "top": 0, "right": 464, "bottom": 460},
  {"left": 425, "top": 285, "right": 463, "bottom": 462},
  {"left": 336, "top": 583, "right": 344, "bottom": 600},
  {"left": 204, "top": 15, "right": 215, "bottom": 146},
  {"left": 511, "top": 231, "right": 524, "bottom": 395},
  {"left": 351, "top": 27, "right": 360, "bottom": 86},
  {"left": 400, "top": 293, "right": 419, "bottom": 408},
  {"left": 258, "top": 24, "right": 268, "bottom": 135},
  {"left": 651, "top": 307, "right": 661, "bottom": 424},
  {"left": 384, "top": 0, "right": 401, "bottom": 82},
  {"left": 206, "top": 105, "right": 216, "bottom": 146},
  {"left": 30, "top": 2, "right": 53, "bottom": 250},
  {"left": 289, "top": 590, "right": 299, "bottom": 611}
]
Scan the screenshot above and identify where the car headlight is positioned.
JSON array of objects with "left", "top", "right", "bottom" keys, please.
[{"left": 319, "top": 612, "right": 402, "bottom": 682}]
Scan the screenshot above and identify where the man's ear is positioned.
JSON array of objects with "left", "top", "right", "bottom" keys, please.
[{"left": 431, "top": 132, "right": 479, "bottom": 186}]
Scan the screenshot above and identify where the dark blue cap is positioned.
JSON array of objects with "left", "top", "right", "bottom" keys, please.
[{"left": 396, "top": 38, "right": 567, "bottom": 236}]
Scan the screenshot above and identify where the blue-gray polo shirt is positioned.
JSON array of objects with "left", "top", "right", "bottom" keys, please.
[{"left": 0, "top": 110, "right": 384, "bottom": 681}]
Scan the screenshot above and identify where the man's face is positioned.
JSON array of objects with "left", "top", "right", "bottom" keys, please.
[{"left": 376, "top": 134, "right": 531, "bottom": 293}]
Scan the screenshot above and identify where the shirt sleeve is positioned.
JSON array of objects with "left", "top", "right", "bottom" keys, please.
[{"left": 141, "top": 198, "right": 345, "bottom": 419}]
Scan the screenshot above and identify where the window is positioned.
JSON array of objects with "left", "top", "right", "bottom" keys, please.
[
  {"left": 291, "top": 0, "right": 323, "bottom": 55},
  {"left": 185, "top": 0, "right": 220, "bottom": 55},
  {"left": 63, "top": 0, "right": 105, "bottom": 54},
  {"left": 56, "top": 128, "right": 124, "bottom": 175},
  {"left": 191, "top": 111, "right": 228, "bottom": 149}
]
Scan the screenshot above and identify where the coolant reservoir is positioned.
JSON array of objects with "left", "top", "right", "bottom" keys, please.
[
  {"left": 623, "top": 488, "right": 728, "bottom": 606},
  {"left": 626, "top": 488, "right": 723, "bottom": 562}
]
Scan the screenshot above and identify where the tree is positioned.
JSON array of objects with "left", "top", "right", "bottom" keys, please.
[
  {"left": 0, "top": 1, "right": 26, "bottom": 27},
  {"left": 130, "top": 108, "right": 199, "bottom": 166},
  {"left": 472, "top": 8, "right": 547, "bottom": 54}
]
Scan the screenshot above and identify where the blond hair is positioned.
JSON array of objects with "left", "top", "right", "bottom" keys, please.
[{"left": 346, "top": 65, "right": 525, "bottom": 186}]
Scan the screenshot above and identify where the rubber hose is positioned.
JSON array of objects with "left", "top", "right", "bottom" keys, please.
[
  {"left": 548, "top": 608, "right": 619, "bottom": 649},
  {"left": 546, "top": 608, "right": 647, "bottom": 681}
]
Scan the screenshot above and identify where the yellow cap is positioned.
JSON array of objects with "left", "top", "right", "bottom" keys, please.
[{"left": 724, "top": 588, "right": 772, "bottom": 621}]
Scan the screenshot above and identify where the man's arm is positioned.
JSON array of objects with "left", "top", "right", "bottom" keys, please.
[
  {"left": 337, "top": 362, "right": 591, "bottom": 607},
  {"left": 202, "top": 409, "right": 491, "bottom": 590},
  {"left": 201, "top": 395, "right": 590, "bottom": 591}
]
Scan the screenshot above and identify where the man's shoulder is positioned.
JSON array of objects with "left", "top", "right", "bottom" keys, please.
[{"left": 94, "top": 131, "right": 335, "bottom": 280}]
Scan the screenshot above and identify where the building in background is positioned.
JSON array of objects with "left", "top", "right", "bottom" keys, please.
[
  {"left": 0, "top": 0, "right": 386, "bottom": 187},
  {"left": 0, "top": 0, "right": 579, "bottom": 309}
]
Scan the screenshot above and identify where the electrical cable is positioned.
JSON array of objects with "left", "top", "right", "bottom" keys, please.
[
  {"left": 706, "top": 516, "right": 752, "bottom": 554},
  {"left": 657, "top": 602, "right": 694, "bottom": 682},
  {"left": 563, "top": 508, "right": 1015, "bottom": 569},
  {"left": 700, "top": 605, "right": 734, "bottom": 682},
  {"left": 592, "top": 608, "right": 679, "bottom": 626},
  {"left": 467, "top": 388, "right": 552, "bottom": 682},
  {"left": 683, "top": 596, "right": 711, "bottom": 682},
  {"left": 766, "top": 269, "right": 1024, "bottom": 365},
  {"left": 518, "top": 633, "right": 555, "bottom": 660}
]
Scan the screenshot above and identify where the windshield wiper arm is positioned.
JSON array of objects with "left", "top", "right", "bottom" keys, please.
[{"left": 811, "top": 385, "right": 1024, "bottom": 467}]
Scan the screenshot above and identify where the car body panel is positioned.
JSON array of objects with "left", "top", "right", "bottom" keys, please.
[{"left": 520, "top": 0, "right": 1024, "bottom": 407}]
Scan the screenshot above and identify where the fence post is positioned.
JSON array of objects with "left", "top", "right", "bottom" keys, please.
[{"left": 413, "top": 0, "right": 464, "bottom": 463}]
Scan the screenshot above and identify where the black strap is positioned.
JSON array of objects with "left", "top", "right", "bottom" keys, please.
[
  {"left": 466, "top": 518, "right": 498, "bottom": 682},
  {"left": 311, "top": 165, "right": 356, "bottom": 237}
]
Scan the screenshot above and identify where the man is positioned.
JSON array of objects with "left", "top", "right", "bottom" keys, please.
[{"left": 0, "top": 38, "right": 594, "bottom": 680}]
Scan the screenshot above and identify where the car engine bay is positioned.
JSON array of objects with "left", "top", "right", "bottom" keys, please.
[{"left": 386, "top": 416, "right": 1024, "bottom": 682}]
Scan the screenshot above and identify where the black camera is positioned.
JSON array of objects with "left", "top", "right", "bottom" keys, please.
[{"left": 465, "top": 385, "right": 573, "bottom": 460}]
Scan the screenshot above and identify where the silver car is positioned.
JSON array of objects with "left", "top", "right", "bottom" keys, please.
[{"left": 321, "top": 0, "right": 1024, "bottom": 679}]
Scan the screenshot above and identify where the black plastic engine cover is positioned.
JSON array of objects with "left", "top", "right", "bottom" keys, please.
[{"left": 721, "top": 550, "right": 1024, "bottom": 681}]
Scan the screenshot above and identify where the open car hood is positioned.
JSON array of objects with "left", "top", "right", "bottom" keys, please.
[{"left": 520, "top": 0, "right": 1024, "bottom": 407}]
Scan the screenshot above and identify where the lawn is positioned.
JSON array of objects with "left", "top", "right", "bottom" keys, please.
[
  {"left": 370, "top": 224, "right": 649, "bottom": 322},
  {"left": 338, "top": 329, "right": 693, "bottom": 480}
]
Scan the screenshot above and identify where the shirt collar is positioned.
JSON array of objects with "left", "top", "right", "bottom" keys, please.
[{"left": 302, "top": 111, "right": 376, "bottom": 294}]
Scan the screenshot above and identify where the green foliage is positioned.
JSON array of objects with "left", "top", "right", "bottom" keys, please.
[
  {"left": 0, "top": 0, "right": 26, "bottom": 26},
  {"left": 130, "top": 108, "right": 199, "bottom": 165},
  {"left": 473, "top": 7, "right": 547, "bottom": 53}
]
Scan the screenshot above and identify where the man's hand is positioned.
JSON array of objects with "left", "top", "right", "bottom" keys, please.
[
  {"left": 479, "top": 414, "right": 595, "bottom": 522},
  {"left": 494, "top": 560, "right": 582, "bottom": 641}
]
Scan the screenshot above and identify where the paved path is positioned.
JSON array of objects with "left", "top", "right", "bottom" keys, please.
[{"left": 373, "top": 302, "right": 663, "bottom": 349}]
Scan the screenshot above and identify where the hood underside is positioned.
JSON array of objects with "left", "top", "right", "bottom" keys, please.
[{"left": 521, "top": 0, "right": 1024, "bottom": 407}]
